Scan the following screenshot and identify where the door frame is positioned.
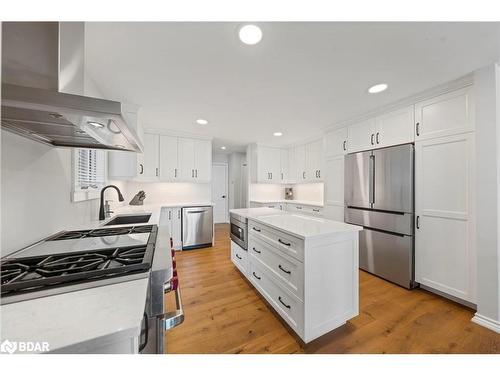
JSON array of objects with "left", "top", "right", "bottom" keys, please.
[{"left": 212, "top": 162, "right": 229, "bottom": 223}]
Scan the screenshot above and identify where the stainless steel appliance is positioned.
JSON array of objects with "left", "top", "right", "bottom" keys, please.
[
  {"left": 230, "top": 212, "right": 248, "bottom": 250},
  {"left": 1, "top": 22, "right": 142, "bottom": 152},
  {"left": 1, "top": 223, "right": 184, "bottom": 353},
  {"left": 344, "top": 143, "right": 416, "bottom": 289},
  {"left": 182, "top": 206, "right": 214, "bottom": 250}
]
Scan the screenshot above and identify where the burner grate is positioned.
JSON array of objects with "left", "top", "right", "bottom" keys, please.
[{"left": 49, "top": 225, "right": 154, "bottom": 241}]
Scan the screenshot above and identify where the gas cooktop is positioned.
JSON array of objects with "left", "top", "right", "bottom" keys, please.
[{"left": 0, "top": 225, "right": 158, "bottom": 302}]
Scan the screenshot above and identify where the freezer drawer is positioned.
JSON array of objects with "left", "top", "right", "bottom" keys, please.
[
  {"left": 359, "top": 228, "right": 415, "bottom": 289},
  {"left": 182, "top": 206, "right": 213, "bottom": 249},
  {"left": 345, "top": 207, "right": 413, "bottom": 236}
]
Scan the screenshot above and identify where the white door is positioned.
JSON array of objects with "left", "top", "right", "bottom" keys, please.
[
  {"left": 159, "top": 135, "right": 178, "bottom": 182},
  {"left": 348, "top": 118, "right": 376, "bottom": 153},
  {"left": 212, "top": 163, "right": 228, "bottom": 223},
  {"left": 178, "top": 137, "right": 195, "bottom": 181},
  {"left": 375, "top": 106, "right": 414, "bottom": 148},
  {"left": 415, "top": 132, "right": 476, "bottom": 302}
]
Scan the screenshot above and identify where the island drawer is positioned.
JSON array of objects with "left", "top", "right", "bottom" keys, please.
[
  {"left": 249, "top": 261, "right": 304, "bottom": 334},
  {"left": 248, "top": 220, "right": 304, "bottom": 262},
  {"left": 231, "top": 240, "right": 249, "bottom": 276},
  {"left": 249, "top": 236, "right": 304, "bottom": 300}
]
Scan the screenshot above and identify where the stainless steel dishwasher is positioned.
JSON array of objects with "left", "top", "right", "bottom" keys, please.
[{"left": 182, "top": 206, "right": 214, "bottom": 250}]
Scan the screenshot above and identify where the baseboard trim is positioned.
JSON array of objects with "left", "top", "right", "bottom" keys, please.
[{"left": 471, "top": 313, "right": 500, "bottom": 334}]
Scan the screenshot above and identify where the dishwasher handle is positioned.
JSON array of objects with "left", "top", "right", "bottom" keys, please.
[{"left": 186, "top": 209, "right": 210, "bottom": 214}]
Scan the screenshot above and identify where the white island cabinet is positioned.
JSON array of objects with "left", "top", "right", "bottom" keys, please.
[{"left": 232, "top": 210, "right": 362, "bottom": 343}]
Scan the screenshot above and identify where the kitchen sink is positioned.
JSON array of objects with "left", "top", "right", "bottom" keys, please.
[{"left": 104, "top": 214, "right": 152, "bottom": 226}]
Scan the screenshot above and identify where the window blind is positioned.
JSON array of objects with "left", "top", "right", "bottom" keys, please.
[{"left": 76, "top": 149, "right": 106, "bottom": 190}]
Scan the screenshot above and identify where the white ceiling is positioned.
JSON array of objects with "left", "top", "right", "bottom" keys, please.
[{"left": 85, "top": 22, "right": 500, "bottom": 152}]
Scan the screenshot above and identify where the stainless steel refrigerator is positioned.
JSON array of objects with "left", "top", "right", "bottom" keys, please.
[{"left": 344, "top": 143, "right": 416, "bottom": 289}]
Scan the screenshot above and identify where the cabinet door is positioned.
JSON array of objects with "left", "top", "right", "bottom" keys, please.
[
  {"left": 159, "top": 135, "right": 178, "bottom": 182},
  {"left": 415, "top": 133, "right": 475, "bottom": 302},
  {"left": 108, "top": 151, "right": 137, "bottom": 180},
  {"left": 324, "top": 127, "right": 348, "bottom": 157},
  {"left": 414, "top": 86, "right": 474, "bottom": 141},
  {"left": 138, "top": 133, "right": 160, "bottom": 180},
  {"left": 348, "top": 118, "right": 376, "bottom": 153},
  {"left": 171, "top": 208, "right": 182, "bottom": 250},
  {"left": 294, "top": 145, "right": 307, "bottom": 181},
  {"left": 178, "top": 137, "right": 196, "bottom": 181},
  {"left": 306, "top": 139, "right": 323, "bottom": 181},
  {"left": 194, "top": 139, "right": 212, "bottom": 182},
  {"left": 287, "top": 147, "right": 296, "bottom": 184},
  {"left": 280, "top": 148, "right": 289, "bottom": 182},
  {"left": 325, "top": 155, "right": 344, "bottom": 207},
  {"left": 375, "top": 106, "right": 414, "bottom": 148}
]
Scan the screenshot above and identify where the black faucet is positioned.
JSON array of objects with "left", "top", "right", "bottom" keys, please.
[{"left": 99, "top": 185, "right": 125, "bottom": 220}]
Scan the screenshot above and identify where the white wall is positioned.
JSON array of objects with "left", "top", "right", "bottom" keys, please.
[
  {"left": 293, "top": 183, "right": 324, "bottom": 203},
  {"left": 212, "top": 152, "right": 228, "bottom": 164},
  {"left": 249, "top": 183, "right": 284, "bottom": 201},
  {"left": 472, "top": 63, "right": 500, "bottom": 332},
  {"left": 120, "top": 181, "right": 211, "bottom": 205}
]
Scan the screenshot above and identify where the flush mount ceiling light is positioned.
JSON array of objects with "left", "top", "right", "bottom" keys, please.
[
  {"left": 87, "top": 121, "right": 104, "bottom": 128},
  {"left": 273, "top": 132, "right": 283, "bottom": 137},
  {"left": 221, "top": 146, "right": 226, "bottom": 150},
  {"left": 368, "top": 83, "right": 388, "bottom": 94},
  {"left": 238, "top": 24, "right": 263, "bottom": 45},
  {"left": 196, "top": 118, "right": 209, "bottom": 125}
]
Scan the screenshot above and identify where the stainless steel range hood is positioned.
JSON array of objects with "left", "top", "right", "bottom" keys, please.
[{"left": 1, "top": 22, "right": 143, "bottom": 152}]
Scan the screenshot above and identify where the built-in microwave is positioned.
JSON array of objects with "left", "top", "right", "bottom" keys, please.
[{"left": 229, "top": 213, "right": 247, "bottom": 250}]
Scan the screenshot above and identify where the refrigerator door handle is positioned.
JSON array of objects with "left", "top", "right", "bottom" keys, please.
[{"left": 369, "top": 154, "right": 375, "bottom": 205}]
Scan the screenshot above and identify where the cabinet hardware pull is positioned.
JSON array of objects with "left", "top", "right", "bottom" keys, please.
[
  {"left": 371, "top": 133, "right": 374, "bottom": 145},
  {"left": 156, "top": 167, "right": 159, "bottom": 177},
  {"left": 252, "top": 247, "right": 261, "bottom": 254},
  {"left": 278, "top": 264, "right": 291, "bottom": 274},
  {"left": 278, "top": 296, "right": 291, "bottom": 309},
  {"left": 416, "top": 216, "right": 420, "bottom": 229},
  {"left": 174, "top": 168, "right": 177, "bottom": 178},
  {"left": 252, "top": 272, "right": 261, "bottom": 280},
  {"left": 278, "top": 239, "right": 291, "bottom": 246},
  {"left": 139, "top": 164, "right": 144, "bottom": 174},
  {"left": 196, "top": 169, "right": 198, "bottom": 178},
  {"left": 296, "top": 206, "right": 302, "bottom": 210},
  {"left": 169, "top": 211, "right": 171, "bottom": 220},
  {"left": 343, "top": 140, "right": 346, "bottom": 151},
  {"left": 192, "top": 169, "right": 194, "bottom": 178},
  {"left": 303, "top": 171, "right": 305, "bottom": 179},
  {"left": 252, "top": 227, "right": 261, "bottom": 232},
  {"left": 416, "top": 122, "right": 420, "bottom": 136},
  {"left": 318, "top": 170, "right": 321, "bottom": 178},
  {"left": 178, "top": 210, "right": 180, "bottom": 219},
  {"left": 281, "top": 173, "right": 283, "bottom": 180},
  {"left": 236, "top": 253, "right": 242, "bottom": 260},
  {"left": 313, "top": 209, "right": 320, "bottom": 212},
  {"left": 376, "top": 132, "right": 380, "bottom": 144}
]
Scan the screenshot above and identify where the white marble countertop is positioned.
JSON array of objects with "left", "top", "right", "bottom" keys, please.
[
  {"left": 230, "top": 207, "right": 282, "bottom": 219},
  {"left": 0, "top": 278, "right": 149, "bottom": 353},
  {"left": 247, "top": 212, "right": 362, "bottom": 239},
  {"left": 250, "top": 199, "right": 324, "bottom": 207},
  {"left": 0, "top": 201, "right": 212, "bottom": 353}
]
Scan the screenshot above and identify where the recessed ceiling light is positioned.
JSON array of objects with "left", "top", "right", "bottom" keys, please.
[
  {"left": 239, "top": 24, "right": 263, "bottom": 45},
  {"left": 273, "top": 132, "right": 283, "bottom": 137},
  {"left": 368, "top": 83, "right": 388, "bottom": 94},
  {"left": 221, "top": 146, "right": 226, "bottom": 150},
  {"left": 87, "top": 121, "right": 104, "bottom": 128},
  {"left": 196, "top": 118, "right": 209, "bottom": 125}
]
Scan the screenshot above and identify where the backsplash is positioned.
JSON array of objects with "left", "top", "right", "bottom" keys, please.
[
  {"left": 249, "top": 182, "right": 324, "bottom": 203},
  {"left": 119, "top": 181, "right": 211, "bottom": 205},
  {"left": 293, "top": 183, "right": 324, "bottom": 203}
]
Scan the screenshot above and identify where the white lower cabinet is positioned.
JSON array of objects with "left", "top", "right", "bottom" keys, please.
[
  {"left": 160, "top": 207, "right": 183, "bottom": 250},
  {"left": 239, "top": 219, "right": 359, "bottom": 343},
  {"left": 415, "top": 132, "right": 476, "bottom": 303}
]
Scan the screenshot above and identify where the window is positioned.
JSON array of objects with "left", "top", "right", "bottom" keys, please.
[{"left": 72, "top": 149, "right": 106, "bottom": 202}]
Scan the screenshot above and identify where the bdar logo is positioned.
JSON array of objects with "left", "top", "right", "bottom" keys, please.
[{"left": 1, "top": 339, "right": 17, "bottom": 354}]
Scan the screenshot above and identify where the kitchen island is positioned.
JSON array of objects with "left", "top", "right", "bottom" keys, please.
[{"left": 230, "top": 208, "right": 362, "bottom": 343}]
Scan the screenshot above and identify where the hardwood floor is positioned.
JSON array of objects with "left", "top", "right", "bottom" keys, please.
[{"left": 165, "top": 224, "right": 500, "bottom": 354}]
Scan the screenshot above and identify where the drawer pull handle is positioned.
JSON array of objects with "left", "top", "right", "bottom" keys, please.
[
  {"left": 278, "top": 239, "right": 291, "bottom": 246},
  {"left": 252, "top": 247, "right": 261, "bottom": 254},
  {"left": 236, "top": 253, "right": 242, "bottom": 260},
  {"left": 252, "top": 227, "right": 261, "bottom": 232},
  {"left": 278, "top": 296, "right": 291, "bottom": 309},
  {"left": 313, "top": 209, "right": 320, "bottom": 212},
  {"left": 278, "top": 264, "right": 291, "bottom": 274},
  {"left": 252, "top": 272, "right": 261, "bottom": 280}
]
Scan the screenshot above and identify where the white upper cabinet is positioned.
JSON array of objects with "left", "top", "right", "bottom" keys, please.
[
  {"left": 193, "top": 139, "right": 212, "bottom": 182},
  {"left": 294, "top": 144, "right": 307, "bottom": 182},
  {"left": 159, "top": 135, "right": 179, "bottom": 182},
  {"left": 324, "top": 127, "right": 348, "bottom": 157},
  {"left": 306, "top": 138, "right": 323, "bottom": 181},
  {"left": 178, "top": 137, "right": 196, "bottom": 181},
  {"left": 250, "top": 145, "right": 285, "bottom": 183},
  {"left": 280, "top": 148, "right": 289, "bottom": 182},
  {"left": 414, "top": 86, "right": 474, "bottom": 141},
  {"left": 137, "top": 133, "right": 160, "bottom": 181},
  {"left": 415, "top": 132, "right": 475, "bottom": 303},
  {"left": 348, "top": 118, "right": 376, "bottom": 153},
  {"left": 375, "top": 106, "right": 414, "bottom": 148}
]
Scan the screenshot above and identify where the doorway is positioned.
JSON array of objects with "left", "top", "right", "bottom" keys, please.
[{"left": 212, "top": 163, "right": 229, "bottom": 223}]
